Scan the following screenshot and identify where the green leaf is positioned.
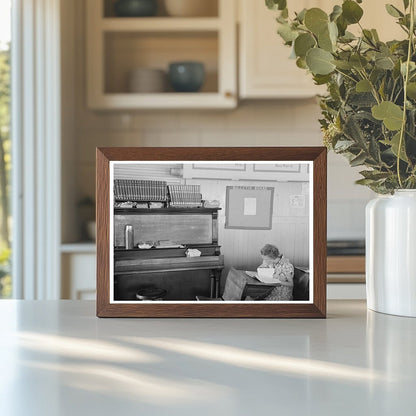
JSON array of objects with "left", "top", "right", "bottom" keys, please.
[
  {"left": 403, "top": 0, "right": 410, "bottom": 10},
  {"left": 360, "top": 170, "right": 391, "bottom": 181},
  {"left": 371, "top": 29, "right": 380, "bottom": 43},
  {"left": 356, "top": 79, "right": 372, "bottom": 92},
  {"left": 306, "top": 48, "right": 335, "bottom": 75},
  {"left": 266, "top": 0, "right": 287, "bottom": 11},
  {"left": 383, "top": 132, "right": 409, "bottom": 162},
  {"left": 277, "top": 23, "right": 298, "bottom": 43},
  {"left": 342, "top": 0, "right": 364, "bottom": 24},
  {"left": 407, "top": 82, "right": 416, "bottom": 99},
  {"left": 313, "top": 74, "right": 332, "bottom": 85},
  {"left": 372, "top": 101, "right": 404, "bottom": 131},
  {"left": 339, "top": 31, "right": 356, "bottom": 43},
  {"left": 385, "top": 4, "right": 404, "bottom": 18},
  {"left": 334, "top": 139, "right": 355, "bottom": 152},
  {"left": 318, "top": 27, "right": 334, "bottom": 52},
  {"left": 363, "top": 29, "right": 376, "bottom": 46},
  {"left": 401, "top": 61, "right": 416, "bottom": 76},
  {"left": 294, "top": 33, "right": 316, "bottom": 58},
  {"left": 333, "top": 60, "right": 353, "bottom": 70},
  {"left": 336, "top": 15, "right": 348, "bottom": 36},
  {"left": 296, "top": 8, "right": 307, "bottom": 23},
  {"left": 328, "top": 21, "right": 338, "bottom": 44},
  {"left": 343, "top": 114, "right": 368, "bottom": 148},
  {"left": 375, "top": 55, "right": 395, "bottom": 70},
  {"left": 350, "top": 152, "right": 368, "bottom": 167},
  {"left": 330, "top": 5, "right": 342, "bottom": 22},
  {"left": 355, "top": 178, "right": 377, "bottom": 186},
  {"left": 350, "top": 54, "right": 368, "bottom": 70},
  {"left": 296, "top": 57, "right": 308, "bottom": 69},
  {"left": 304, "top": 8, "right": 329, "bottom": 35}
]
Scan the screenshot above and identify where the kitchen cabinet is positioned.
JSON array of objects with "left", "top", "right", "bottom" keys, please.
[
  {"left": 238, "top": 0, "right": 404, "bottom": 99},
  {"left": 238, "top": 0, "right": 325, "bottom": 99},
  {"left": 86, "top": 0, "right": 237, "bottom": 109},
  {"left": 61, "top": 245, "right": 96, "bottom": 300}
]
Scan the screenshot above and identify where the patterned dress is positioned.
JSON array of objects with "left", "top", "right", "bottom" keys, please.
[{"left": 263, "top": 255, "right": 294, "bottom": 301}]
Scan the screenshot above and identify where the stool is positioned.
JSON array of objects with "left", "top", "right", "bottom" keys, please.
[{"left": 136, "top": 286, "right": 167, "bottom": 301}]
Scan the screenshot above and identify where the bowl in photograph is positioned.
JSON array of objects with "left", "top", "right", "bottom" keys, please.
[
  {"left": 257, "top": 267, "right": 275, "bottom": 283},
  {"left": 168, "top": 61, "right": 205, "bottom": 92}
]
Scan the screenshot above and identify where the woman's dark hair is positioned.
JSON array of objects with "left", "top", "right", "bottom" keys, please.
[{"left": 260, "top": 244, "right": 280, "bottom": 259}]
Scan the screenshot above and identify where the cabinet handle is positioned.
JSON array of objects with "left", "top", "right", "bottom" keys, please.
[{"left": 224, "top": 91, "right": 234, "bottom": 99}]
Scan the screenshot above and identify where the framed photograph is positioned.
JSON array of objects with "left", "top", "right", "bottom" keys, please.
[{"left": 96, "top": 147, "right": 327, "bottom": 318}]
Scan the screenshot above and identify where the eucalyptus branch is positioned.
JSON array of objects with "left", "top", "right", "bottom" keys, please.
[
  {"left": 334, "top": 68, "right": 359, "bottom": 84},
  {"left": 397, "top": 0, "right": 415, "bottom": 188},
  {"left": 358, "top": 69, "right": 381, "bottom": 104}
]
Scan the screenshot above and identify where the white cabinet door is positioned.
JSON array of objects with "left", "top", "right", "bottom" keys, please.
[
  {"left": 238, "top": 0, "right": 404, "bottom": 99},
  {"left": 62, "top": 253, "right": 96, "bottom": 300},
  {"left": 239, "top": 0, "right": 326, "bottom": 99}
]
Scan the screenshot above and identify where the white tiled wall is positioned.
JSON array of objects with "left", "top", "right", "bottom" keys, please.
[{"left": 71, "top": 101, "right": 374, "bottom": 242}]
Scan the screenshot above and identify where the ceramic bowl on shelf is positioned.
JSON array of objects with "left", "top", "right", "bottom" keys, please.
[
  {"left": 114, "top": 0, "right": 158, "bottom": 17},
  {"left": 168, "top": 61, "right": 205, "bottom": 92},
  {"left": 127, "top": 68, "right": 168, "bottom": 93},
  {"left": 164, "top": 0, "right": 218, "bottom": 17}
]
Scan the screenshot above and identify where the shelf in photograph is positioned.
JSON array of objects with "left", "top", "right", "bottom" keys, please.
[
  {"left": 114, "top": 207, "right": 221, "bottom": 214},
  {"left": 101, "top": 17, "right": 221, "bottom": 32}
]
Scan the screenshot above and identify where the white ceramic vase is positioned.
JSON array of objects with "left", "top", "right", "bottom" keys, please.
[{"left": 366, "top": 190, "right": 416, "bottom": 317}]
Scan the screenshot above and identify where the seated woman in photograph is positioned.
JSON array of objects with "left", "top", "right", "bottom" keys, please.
[{"left": 259, "top": 244, "right": 294, "bottom": 301}]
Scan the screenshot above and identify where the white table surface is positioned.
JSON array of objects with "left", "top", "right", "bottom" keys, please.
[{"left": 0, "top": 300, "right": 415, "bottom": 416}]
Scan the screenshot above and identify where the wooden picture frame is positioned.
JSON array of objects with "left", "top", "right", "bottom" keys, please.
[{"left": 96, "top": 147, "right": 327, "bottom": 318}]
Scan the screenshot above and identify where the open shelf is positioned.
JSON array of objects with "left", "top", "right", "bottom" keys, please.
[
  {"left": 103, "top": 0, "right": 219, "bottom": 18},
  {"left": 87, "top": 0, "right": 236, "bottom": 109},
  {"left": 101, "top": 17, "right": 221, "bottom": 31},
  {"left": 104, "top": 31, "right": 218, "bottom": 94}
]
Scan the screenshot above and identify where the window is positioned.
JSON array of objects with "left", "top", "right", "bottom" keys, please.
[{"left": 0, "top": 0, "right": 11, "bottom": 298}]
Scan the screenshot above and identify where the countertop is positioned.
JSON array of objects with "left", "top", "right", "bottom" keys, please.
[{"left": 0, "top": 300, "right": 415, "bottom": 415}]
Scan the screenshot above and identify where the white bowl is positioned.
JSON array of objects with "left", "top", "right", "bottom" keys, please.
[
  {"left": 128, "top": 68, "right": 167, "bottom": 93},
  {"left": 164, "top": 0, "right": 218, "bottom": 17},
  {"left": 257, "top": 267, "right": 275, "bottom": 283}
]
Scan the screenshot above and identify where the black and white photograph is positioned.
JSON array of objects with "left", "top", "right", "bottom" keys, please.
[{"left": 110, "top": 161, "right": 312, "bottom": 304}]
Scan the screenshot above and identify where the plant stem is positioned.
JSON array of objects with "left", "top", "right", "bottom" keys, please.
[
  {"left": 334, "top": 68, "right": 358, "bottom": 84},
  {"left": 397, "top": 0, "right": 415, "bottom": 188}
]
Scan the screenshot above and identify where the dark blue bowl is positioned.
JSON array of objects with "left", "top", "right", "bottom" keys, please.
[
  {"left": 114, "top": 0, "right": 158, "bottom": 17},
  {"left": 168, "top": 62, "right": 205, "bottom": 92}
]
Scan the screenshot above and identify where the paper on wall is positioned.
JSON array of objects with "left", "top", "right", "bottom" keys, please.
[
  {"left": 243, "top": 197, "right": 257, "bottom": 215},
  {"left": 290, "top": 194, "right": 305, "bottom": 209}
]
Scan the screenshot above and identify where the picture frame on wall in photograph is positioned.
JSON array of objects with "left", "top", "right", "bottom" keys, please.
[{"left": 96, "top": 147, "right": 327, "bottom": 318}]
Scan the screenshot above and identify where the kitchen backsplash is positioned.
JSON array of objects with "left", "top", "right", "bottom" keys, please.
[{"left": 71, "top": 100, "right": 374, "bottom": 241}]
